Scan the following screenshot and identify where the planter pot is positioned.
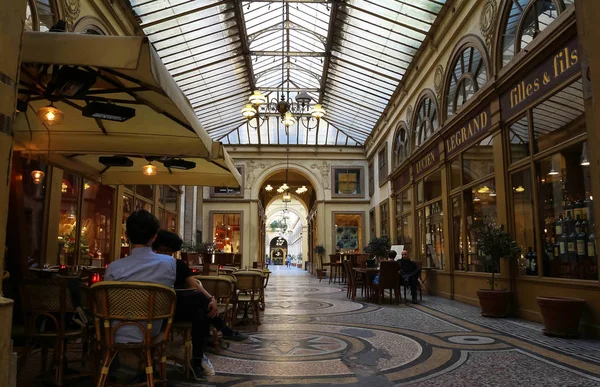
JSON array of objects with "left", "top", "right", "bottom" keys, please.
[
  {"left": 537, "top": 297, "right": 585, "bottom": 338},
  {"left": 477, "top": 289, "right": 511, "bottom": 317}
]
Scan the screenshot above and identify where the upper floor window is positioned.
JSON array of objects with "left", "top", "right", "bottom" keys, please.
[
  {"left": 413, "top": 92, "right": 439, "bottom": 148},
  {"left": 500, "top": 0, "right": 574, "bottom": 68},
  {"left": 211, "top": 166, "right": 244, "bottom": 197},
  {"left": 332, "top": 167, "right": 364, "bottom": 197},
  {"left": 378, "top": 144, "right": 388, "bottom": 185},
  {"left": 446, "top": 45, "right": 489, "bottom": 118},
  {"left": 393, "top": 122, "right": 410, "bottom": 168},
  {"left": 368, "top": 161, "right": 375, "bottom": 197},
  {"left": 25, "top": 0, "right": 57, "bottom": 32}
]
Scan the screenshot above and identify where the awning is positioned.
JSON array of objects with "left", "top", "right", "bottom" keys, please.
[{"left": 13, "top": 31, "right": 242, "bottom": 187}]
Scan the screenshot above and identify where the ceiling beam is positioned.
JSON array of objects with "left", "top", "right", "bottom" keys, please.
[
  {"left": 250, "top": 51, "right": 325, "bottom": 57},
  {"left": 245, "top": 0, "right": 333, "bottom": 2},
  {"left": 318, "top": 0, "right": 338, "bottom": 104},
  {"left": 233, "top": 0, "right": 256, "bottom": 93}
]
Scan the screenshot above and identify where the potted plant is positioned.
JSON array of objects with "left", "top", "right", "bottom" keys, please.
[
  {"left": 364, "top": 236, "right": 391, "bottom": 261},
  {"left": 314, "top": 245, "right": 327, "bottom": 280},
  {"left": 295, "top": 253, "right": 303, "bottom": 268},
  {"left": 181, "top": 241, "right": 201, "bottom": 264},
  {"left": 470, "top": 218, "right": 520, "bottom": 317}
]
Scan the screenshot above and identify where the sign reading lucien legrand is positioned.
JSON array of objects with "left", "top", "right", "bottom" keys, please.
[
  {"left": 445, "top": 105, "right": 492, "bottom": 158},
  {"left": 501, "top": 38, "right": 579, "bottom": 120},
  {"left": 413, "top": 144, "right": 440, "bottom": 179}
]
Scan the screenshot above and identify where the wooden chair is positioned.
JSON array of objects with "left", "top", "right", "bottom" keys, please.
[
  {"left": 19, "top": 278, "right": 92, "bottom": 386},
  {"left": 316, "top": 254, "right": 329, "bottom": 282},
  {"left": 371, "top": 261, "right": 401, "bottom": 305},
  {"left": 91, "top": 281, "right": 176, "bottom": 387},
  {"left": 233, "top": 271, "right": 263, "bottom": 330},
  {"left": 344, "top": 261, "right": 366, "bottom": 301}
]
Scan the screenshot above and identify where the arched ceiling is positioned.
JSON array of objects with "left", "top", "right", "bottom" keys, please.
[
  {"left": 259, "top": 169, "right": 315, "bottom": 209},
  {"left": 127, "top": 0, "right": 452, "bottom": 146}
]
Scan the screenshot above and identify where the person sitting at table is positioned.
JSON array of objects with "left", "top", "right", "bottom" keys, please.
[
  {"left": 388, "top": 250, "right": 397, "bottom": 260},
  {"left": 397, "top": 250, "right": 421, "bottom": 304},
  {"left": 152, "top": 230, "right": 248, "bottom": 344}
]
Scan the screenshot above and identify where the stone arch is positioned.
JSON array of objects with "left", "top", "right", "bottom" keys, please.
[
  {"left": 250, "top": 162, "right": 325, "bottom": 201},
  {"left": 266, "top": 205, "right": 306, "bottom": 223}
]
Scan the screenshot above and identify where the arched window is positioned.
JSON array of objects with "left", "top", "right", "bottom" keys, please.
[
  {"left": 500, "top": 0, "right": 573, "bottom": 68},
  {"left": 413, "top": 92, "right": 439, "bottom": 148},
  {"left": 25, "top": 0, "right": 57, "bottom": 32},
  {"left": 446, "top": 44, "right": 489, "bottom": 118},
  {"left": 393, "top": 122, "right": 410, "bottom": 167}
]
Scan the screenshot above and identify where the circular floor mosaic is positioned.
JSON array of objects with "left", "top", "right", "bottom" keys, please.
[
  {"left": 447, "top": 335, "right": 496, "bottom": 345},
  {"left": 228, "top": 333, "right": 348, "bottom": 357}
]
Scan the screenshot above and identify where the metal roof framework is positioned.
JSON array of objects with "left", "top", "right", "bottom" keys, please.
[{"left": 129, "top": 0, "right": 450, "bottom": 146}]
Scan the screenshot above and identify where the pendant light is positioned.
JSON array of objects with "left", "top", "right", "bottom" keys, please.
[
  {"left": 31, "top": 169, "right": 45, "bottom": 184},
  {"left": 142, "top": 162, "right": 157, "bottom": 176},
  {"left": 37, "top": 103, "right": 64, "bottom": 126},
  {"left": 580, "top": 142, "right": 590, "bottom": 166},
  {"left": 547, "top": 157, "right": 559, "bottom": 176}
]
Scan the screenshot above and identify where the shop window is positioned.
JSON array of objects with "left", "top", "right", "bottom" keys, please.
[
  {"left": 334, "top": 213, "right": 363, "bottom": 252},
  {"left": 463, "top": 136, "right": 495, "bottom": 185},
  {"left": 532, "top": 79, "right": 585, "bottom": 154},
  {"left": 397, "top": 189, "right": 412, "bottom": 215},
  {"left": 369, "top": 209, "right": 376, "bottom": 240},
  {"left": 414, "top": 92, "right": 439, "bottom": 148},
  {"left": 450, "top": 158, "right": 461, "bottom": 191},
  {"left": 393, "top": 123, "right": 410, "bottom": 168},
  {"left": 535, "top": 143, "right": 596, "bottom": 280},
  {"left": 465, "top": 179, "right": 498, "bottom": 273},
  {"left": 212, "top": 166, "right": 244, "bottom": 197},
  {"left": 509, "top": 116, "right": 530, "bottom": 164},
  {"left": 80, "top": 181, "right": 114, "bottom": 265},
  {"left": 379, "top": 201, "right": 389, "bottom": 237},
  {"left": 446, "top": 45, "right": 489, "bottom": 118},
  {"left": 395, "top": 189, "right": 413, "bottom": 254},
  {"left": 136, "top": 185, "right": 154, "bottom": 201},
  {"left": 425, "top": 201, "right": 444, "bottom": 269},
  {"left": 332, "top": 167, "right": 363, "bottom": 197},
  {"left": 58, "top": 173, "right": 81, "bottom": 265},
  {"left": 22, "top": 158, "right": 47, "bottom": 266},
  {"left": 212, "top": 213, "right": 241, "bottom": 253},
  {"left": 378, "top": 144, "right": 388, "bottom": 185},
  {"left": 451, "top": 196, "right": 464, "bottom": 270},
  {"left": 511, "top": 169, "right": 537, "bottom": 276},
  {"left": 423, "top": 169, "right": 442, "bottom": 203},
  {"left": 368, "top": 161, "right": 375, "bottom": 197},
  {"left": 500, "top": 0, "right": 572, "bottom": 68}
]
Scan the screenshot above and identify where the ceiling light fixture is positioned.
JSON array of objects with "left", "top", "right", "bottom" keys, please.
[
  {"left": 240, "top": 5, "right": 325, "bottom": 131},
  {"left": 548, "top": 158, "right": 560, "bottom": 176},
  {"left": 265, "top": 184, "right": 273, "bottom": 192},
  {"left": 38, "top": 103, "right": 64, "bottom": 126},
  {"left": 31, "top": 170, "right": 45, "bottom": 184},
  {"left": 515, "top": 186, "right": 525, "bottom": 193},
  {"left": 477, "top": 186, "right": 490, "bottom": 194},
  {"left": 142, "top": 162, "right": 157, "bottom": 176},
  {"left": 581, "top": 142, "right": 590, "bottom": 166}
]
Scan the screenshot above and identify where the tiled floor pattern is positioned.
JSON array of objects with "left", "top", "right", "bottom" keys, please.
[{"left": 17, "top": 266, "right": 600, "bottom": 386}]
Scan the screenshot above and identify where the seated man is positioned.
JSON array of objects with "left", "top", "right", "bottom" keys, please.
[
  {"left": 397, "top": 250, "right": 421, "bottom": 304},
  {"left": 152, "top": 230, "right": 248, "bottom": 343}
]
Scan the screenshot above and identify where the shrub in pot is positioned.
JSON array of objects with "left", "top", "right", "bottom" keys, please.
[
  {"left": 470, "top": 218, "right": 520, "bottom": 317},
  {"left": 364, "top": 236, "right": 392, "bottom": 262},
  {"left": 314, "top": 245, "right": 327, "bottom": 280}
]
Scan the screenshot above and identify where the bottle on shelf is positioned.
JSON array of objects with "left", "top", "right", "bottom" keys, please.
[
  {"left": 564, "top": 210, "right": 573, "bottom": 237},
  {"left": 568, "top": 224, "right": 578, "bottom": 263},
  {"left": 525, "top": 247, "right": 534, "bottom": 275},
  {"left": 575, "top": 215, "right": 582, "bottom": 235},
  {"left": 555, "top": 215, "right": 563, "bottom": 239},
  {"left": 577, "top": 221, "right": 587, "bottom": 261},
  {"left": 588, "top": 225, "right": 596, "bottom": 261},
  {"left": 559, "top": 228, "right": 568, "bottom": 261},
  {"left": 531, "top": 249, "right": 538, "bottom": 275}
]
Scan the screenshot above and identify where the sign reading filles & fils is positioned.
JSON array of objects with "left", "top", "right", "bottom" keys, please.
[
  {"left": 412, "top": 144, "right": 440, "bottom": 179},
  {"left": 445, "top": 105, "right": 491, "bottom": 157},
  {"left": 501, "top": 38, "right": 579, "bottom": 120}
]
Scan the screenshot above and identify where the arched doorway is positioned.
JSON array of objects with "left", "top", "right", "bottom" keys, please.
[{"left": 269, "top": 236, "right": 288, "bottom": 265}]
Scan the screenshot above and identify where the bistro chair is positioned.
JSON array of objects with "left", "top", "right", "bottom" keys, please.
[
  {"left": 316, "top": 254, "right": 329, "bottom": 282},
  {"left": 19, "top": 278, "right": 92, "bottom": 386},
  {"left": 90, "top": 281, "right": 176, "bottom": 387},
  {"left": 344, "top": 260, "right": 366, "bottom": 301},
  {"left": 371, "top": 261, "right": 401, "bottom": 305},
  {"left": 233, "top": 271, "right": 263, "bottom": 330}
]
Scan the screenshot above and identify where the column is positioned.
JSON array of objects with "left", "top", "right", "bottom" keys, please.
[
  {"left": 0, "top": 0, "right": 27, "bottom": 385},
  {"left": 575, "top": 0, "right": 600, "bottom": 281}
]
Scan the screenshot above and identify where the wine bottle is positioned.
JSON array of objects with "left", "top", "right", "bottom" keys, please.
[
  {"left": 564, "top": 210, "right": 573, "bottom": 236},
  {"left": 588, "top": 226, "right": 596, "bottom": 260},
  {"left": 559, "top": 230, "right": 567, "bottom": 261},
  {"left": 526, "top": 247, "right": 533, "bottom": 275},
  {"left": 575, "top": 215, "right": 582, "bottom": 235},
  {"left": 582, "top": 214, "right": 588, "bottom": 235},
  {"left": 555, "top": 215, "right": 563, "bottom": 238},
  {"left": 577, "top": 223, "right": 587, "bottom": 261},
  {"left": 531, "top": 249, "right": 538, "bottom": 275},
  {"left": 568, "top": 226, "right": 578, "bottom": 263}
]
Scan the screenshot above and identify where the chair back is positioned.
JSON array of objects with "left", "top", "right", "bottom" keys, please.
[
  {"left": 90, "top": 281, "right": 176, "bottom": 347},
  {"left": 194, "top": 276, "right": 233, "bottom": 305},
  {"left": 252, "top": 262, "right": 265, "bottom": 269},
  {"left": 234, "top": 271, "right": 263, "bottom": 296},
  {"left": 21, "top": 278, "right": 79, "bottom": 335},
  {"left": 343, "top": 261, "right": 354, "bottom": 287},
  {"left": 378, "top": 261, "right": 400, "bottom": 288}
]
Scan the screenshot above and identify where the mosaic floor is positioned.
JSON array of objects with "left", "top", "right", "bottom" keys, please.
[
  {"left": 190, "top": 266, "right": 600, "bottom": 387},
  {"left": 16, "top": 266, "right": 600, "bottom": 386}
]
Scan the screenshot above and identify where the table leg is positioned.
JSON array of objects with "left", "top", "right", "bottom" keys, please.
[{"left": 419, "top": 271, "right": 430, "bottom": 294}]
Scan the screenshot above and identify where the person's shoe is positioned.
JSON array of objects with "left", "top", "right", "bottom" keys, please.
[
  {"left": 201, "top": 354, "right": 215, "bottom": 376},
  {"left": 190, "top": 359, "right": 208, "bottom": 382},
  {"left": 224, "top": 331, "right": 249, "bottom": 342}
]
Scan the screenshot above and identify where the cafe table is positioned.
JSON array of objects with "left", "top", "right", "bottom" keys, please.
[{"left": 352, "top": 267, "right": 379, "bottom": 300}]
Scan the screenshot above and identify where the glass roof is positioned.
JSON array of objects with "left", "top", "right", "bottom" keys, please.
[{"left": 129, "top": 0, "right": 449, "bottom": 146}]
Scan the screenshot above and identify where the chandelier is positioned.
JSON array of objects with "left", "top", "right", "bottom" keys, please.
[{"left": 240, "top": 3, "right": 326, "bottom": 130}]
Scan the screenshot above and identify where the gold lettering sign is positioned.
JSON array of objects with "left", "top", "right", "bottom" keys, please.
[
  {"left": 501, "top": 39, "right": 580, "bottom": 120},
  {"left": 413, "top": 145, "right": 440, "bottom": 178},
  {"left": 445, "top": 108, "right": 490, "bottom": 156}
]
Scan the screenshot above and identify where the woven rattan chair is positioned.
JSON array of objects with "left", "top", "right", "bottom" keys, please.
[
  {"left": 19, "top": 278, "right": 91, "bottom": 386},
  {"left": 233, "top": 271, "right": 263, "bottom": 330},
  {"left": 91, "top": 281, "right": 176, "bottom": 387}
]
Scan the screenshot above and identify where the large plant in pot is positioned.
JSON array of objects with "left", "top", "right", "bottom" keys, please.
[
  {"left": 364, "top": 236, "right": 392, "bottom": 261},
  {"left": 470, "top": 219, "right": 520, "bottom": 317}
]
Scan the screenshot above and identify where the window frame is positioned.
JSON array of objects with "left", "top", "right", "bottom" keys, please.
[
  {"left": 331, "top": 166, "right": 365, "bottom": 198},
  {"left": 412, "top": 90, "right": 440, "bottom": 149},
  {"left": 211, "top": 166, "right": 245, "bottom": 198},
  {"left": 378, "top": 143, "right": 389, "bottom": 186},
  {"left": 379, "top": 199, "right": 389, "bottom": 237},
  {"left": 393, "top": 121, "right": 410, "bottom": 169},
  {"left": 209, "top": 211, "right": 244, "bottom": 253},
  {"left": 368, "top": 160, "right": 375, "bottom": 197}
]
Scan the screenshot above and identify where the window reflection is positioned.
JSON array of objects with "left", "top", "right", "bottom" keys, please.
[{"left": 465, "top": 179, "right": 498, "bottom": 273}]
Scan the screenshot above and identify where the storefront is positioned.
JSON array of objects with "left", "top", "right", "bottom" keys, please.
[{"left": 391, "top": 11, "right": 600, "bottom": 333}]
